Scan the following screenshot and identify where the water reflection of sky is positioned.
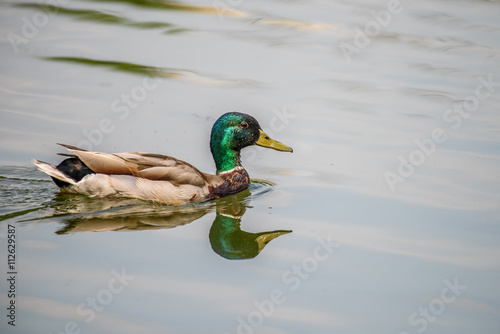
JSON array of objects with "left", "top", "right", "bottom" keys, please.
[{"left": 1, "top": 0, "right": 500, "bottom": 333}]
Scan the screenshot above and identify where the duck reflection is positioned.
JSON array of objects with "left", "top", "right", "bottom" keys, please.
[
  {"left": 209, "top": 191, "right": 292, "bottom": 260},
  {"left": 51, "top": 184, "right": 291, "bottom": 260}
]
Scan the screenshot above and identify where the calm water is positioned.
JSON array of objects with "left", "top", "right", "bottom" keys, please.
[{"left": 1, "top": 0, "right": 500, "bottom": 333}]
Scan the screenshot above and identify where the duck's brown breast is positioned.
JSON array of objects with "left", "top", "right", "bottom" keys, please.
[{"left": 208, "top": 167, "right": 250, "bottom": 198}]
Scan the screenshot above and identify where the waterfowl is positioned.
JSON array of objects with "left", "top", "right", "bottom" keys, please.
[{"left": 34, "top": 112, "right": 293, "bottom": 205}]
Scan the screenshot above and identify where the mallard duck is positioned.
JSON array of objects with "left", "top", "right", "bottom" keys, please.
[{"left": 34, "top": 112, "right": 293, "bottom": 205}]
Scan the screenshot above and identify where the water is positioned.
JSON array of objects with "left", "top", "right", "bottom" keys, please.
[{"left": 1, "top": 0, "right": 500, "bottom": 333}]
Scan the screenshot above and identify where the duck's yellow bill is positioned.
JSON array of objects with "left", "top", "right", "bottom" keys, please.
[
  {"left": 255, "top": 129, "right": 293, "bottom": 152},
  {"left": 256, "top": 230, "right": 293, "bottom": 251}
]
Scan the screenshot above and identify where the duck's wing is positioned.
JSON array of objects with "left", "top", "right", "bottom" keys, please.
[
  {"left": 58, "top": 144, "right": 211, "bottom": 187},
  {"left": 118, "top": 152, "right": 210, "bottom": 187}
]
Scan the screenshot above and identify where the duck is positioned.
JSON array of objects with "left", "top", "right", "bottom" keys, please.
[{"left": 34, "top": 112, "right": 293, "bottom": 205}]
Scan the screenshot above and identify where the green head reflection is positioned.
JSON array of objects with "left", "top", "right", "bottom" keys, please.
[{"left": 209, "top": 195, "right": 292, "bottom": 260}]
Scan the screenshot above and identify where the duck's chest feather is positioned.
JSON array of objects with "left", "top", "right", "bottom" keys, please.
[{"left": 208, "top": 167, "right": 250, "bottom": 198}]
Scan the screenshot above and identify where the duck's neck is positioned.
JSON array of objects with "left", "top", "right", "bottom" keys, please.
[{"left": 210, "top": 141, "right": 242, "bottom": 174}]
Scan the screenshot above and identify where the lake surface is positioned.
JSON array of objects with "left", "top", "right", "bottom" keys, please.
[{"left": 1, "top": 0, "right": 500, "bottom": 333}]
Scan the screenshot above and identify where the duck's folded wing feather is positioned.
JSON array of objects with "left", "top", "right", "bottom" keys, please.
[
  {"left": 119, "top": 153, "right": 208, "bottom": 187},
  {"left": 60, "top": 147, "right": 131, "bottom": 174}
]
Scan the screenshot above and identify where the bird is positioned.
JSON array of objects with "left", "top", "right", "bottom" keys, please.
[{"left": 34, "top": 112, "right": 293, "bottom": 205}]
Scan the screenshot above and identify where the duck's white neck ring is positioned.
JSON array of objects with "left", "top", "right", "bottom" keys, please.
[{"left": 217, "top": 166, "right": 245, "bottom": 175}]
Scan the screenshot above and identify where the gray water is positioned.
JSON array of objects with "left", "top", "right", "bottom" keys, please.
[{"left": 1, "top": 0, "right": 500, "bottom": 333}]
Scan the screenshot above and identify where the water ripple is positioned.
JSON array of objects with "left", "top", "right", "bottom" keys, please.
[
  {"left": 16, "top": 3, "right": 176, "bottom": 31},
  {"left": 44, "top": 57, "right": 261, "bottom": 87}
]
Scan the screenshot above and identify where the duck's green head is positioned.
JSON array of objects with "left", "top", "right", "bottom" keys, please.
[{"left": 210, "top": 112, "right": 293, "bottom": 173}]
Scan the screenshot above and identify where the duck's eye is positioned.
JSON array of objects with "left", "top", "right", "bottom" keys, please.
[{"left": 240, "top": 121, "right": 249, "bottom": 129}]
